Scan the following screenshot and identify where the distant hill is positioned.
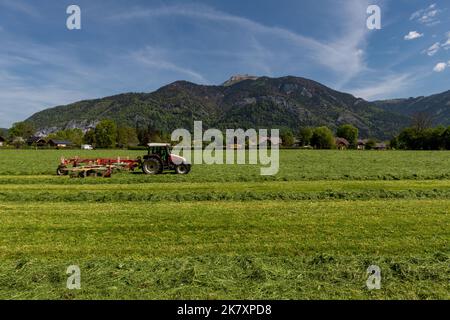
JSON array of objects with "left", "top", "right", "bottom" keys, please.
[
  {"left": 374, "top": 90, "right": 450, "bottom": 127},
  {"left": 26, "top": 75, "right": 418, "bottom": 139}
]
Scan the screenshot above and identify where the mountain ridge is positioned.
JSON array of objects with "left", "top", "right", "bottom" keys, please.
[{"left": 24, "top": 75, "right": 449, "bottom": 139}]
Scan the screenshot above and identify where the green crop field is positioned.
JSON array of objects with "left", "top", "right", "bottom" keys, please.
[{"left": 0, "top": 149, "right": 449, "bottom": 300}]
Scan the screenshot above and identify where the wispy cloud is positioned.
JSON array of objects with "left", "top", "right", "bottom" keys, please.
[
  {"left": 0, "top": 0, "right": 40, "bottom": 18},
  {"left": 109, "top": 1, "right": 370, "bottom": 88},
  {"left": 131, "top": 47, "right": 207, "bottom": 83},
  {"left": 349, "top": 74, "right": 414, "bottom": 101},
  {"left": 443, "top": 32, "right": 450, "bottom": 49},
  {"left": 410, "top": 3, "right": 441, "bottom": 26},
  {"left": 426, "top": 42, "right": 440, "bottom": 56}
]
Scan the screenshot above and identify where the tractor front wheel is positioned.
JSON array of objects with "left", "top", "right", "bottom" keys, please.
[
  {"left": 142, "top": 158, "right": 163, "bottom": 175},
  {"left": 175, "top": 164, "right": 191, "bottom": 175}
]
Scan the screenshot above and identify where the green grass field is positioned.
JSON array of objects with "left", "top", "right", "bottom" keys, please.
[{"left": 0, "top": 149, "right": 449, "bottom": 299}]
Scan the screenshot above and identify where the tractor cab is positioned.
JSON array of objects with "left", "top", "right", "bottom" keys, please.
[{"left": 146, "top": 143, "right": 172, "bottom": 163}]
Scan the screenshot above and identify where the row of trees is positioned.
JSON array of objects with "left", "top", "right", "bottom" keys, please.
[
  {"left": 6, "top": 120, "right": 169, "bottom": 149},
  {"left": 391, "top": 126, "right": 450, "bottom": 150},
  {"left": 388, "top": 112, "right": 450, "bottom": 150},
  {"left": 281, "top": 124, "right": 360, "bottom": 149}
]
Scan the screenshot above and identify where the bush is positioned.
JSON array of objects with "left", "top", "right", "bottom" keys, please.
[
  {"left": 311, "top": 127, "right": 335, "bottom": 149},
  {"left": 336, "top": 124, "right": 358, "bottom": 148}
]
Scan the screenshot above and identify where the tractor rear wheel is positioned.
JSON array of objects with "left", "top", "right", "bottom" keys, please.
[
  {"left": 56, "top": 165, "right": 68, "bottom": 176},
  {"left": 142, "top": 158, "right": 163, "bottom": 175},
  {"left": 175, "top": 164, "right": 191, "bottom": 175}
]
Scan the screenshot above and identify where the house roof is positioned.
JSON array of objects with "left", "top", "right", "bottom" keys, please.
[
  {"left": 259, "top": 137, "right": 282, "bottom": 144},
  {"left": 0, "top": 136, "right": 5, "bottom": 142},
  {"left": 48, "top": 139, "right": 72, "bottom": 145},
  {"left": 147, "top": 143, "right": 171, "bottom": 147},
  {"left": 27, "top": 136, "right": 46, "bottom": 143},
  {"left": 357, "top": 139, "right": 368, "bottom": 145},
  {"left": 335, "top": 137, "right": 350, "bottom": 146}
]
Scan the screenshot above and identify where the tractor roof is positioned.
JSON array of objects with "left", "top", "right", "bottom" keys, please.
[{"left": 147, "top": 143, "right": 171, "bottom": 147}]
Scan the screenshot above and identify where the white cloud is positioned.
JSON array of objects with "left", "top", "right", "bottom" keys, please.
[
  {"left": 404, "top": 31, "right": 423, "bottom": 40},
  {"left": 433, "top": 62, "right": 447, "bottom": 72},
  {"left": 410, "top": 3, "right": 441, "bottom": 26},
  {"left": 426, "top": 42, "right": 440, "bottom": 56}
]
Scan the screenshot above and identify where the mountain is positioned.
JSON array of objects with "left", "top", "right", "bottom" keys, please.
[
  {"left": 374, "top": 90, "right": 450, "bottom": 126},
  {"left": 26, "top": 75, "right": 413, "bottom": 139}
]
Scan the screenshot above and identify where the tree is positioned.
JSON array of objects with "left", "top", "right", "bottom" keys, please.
[
  {"left": 389, "top": 136, "right": 399, "bottom": 150},
  {"left": 47, "top": 129, "right": 84, "bottom": 146},
  {"left": 411, "top": 112, "right": 433, "bottom": 132},
  {"left": 336, "top": 124, "right": 359, "bottom": 147},
  {"left": 365, "top": 139, "right": 377, "bottom": 150},
  {"left": 83, "top": 129, "right": 95, "bottom": 145},
  {"left": 442, "top": 126, "right": 450, "bottom": 150},
  {"left": 94, "top": 120, "right": 117, "bottom": 148},
  {"left": 137, "top": 125, "right": 163, "bottom": 145},
  {"left": 298, "top": 127, "right": 313, "bottom": 146},
  {"left": 9, "top": 122, "right": 35, "bottom": 139},
  {"left": 280, "top": 129, "right": 295, "bottom": 147},
  {"left": 311, "top": 126, "right": 335, "bottom": 149},
  {"left": 117, "top": 126, "right": 139, "bottom": 148},
  {"left": 12, "top": 137, "right": 25, "bottom": 149}
]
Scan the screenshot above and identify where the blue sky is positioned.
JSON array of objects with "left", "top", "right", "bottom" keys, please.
[{"left": 0, "top": 0, "right": 449, "bottom": 127}]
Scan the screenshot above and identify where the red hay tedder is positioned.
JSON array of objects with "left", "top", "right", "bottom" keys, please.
[{"left": 57, "top": 156, "right": 140, "bottom": 178}]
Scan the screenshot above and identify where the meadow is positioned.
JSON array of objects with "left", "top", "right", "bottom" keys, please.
[{"left": 0, "top": 149, "right": 449, "bottom": 299}]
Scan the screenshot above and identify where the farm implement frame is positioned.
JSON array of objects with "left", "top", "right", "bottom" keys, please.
[{"left": 57, "top": 156, "right": 140, "bottom": 178}]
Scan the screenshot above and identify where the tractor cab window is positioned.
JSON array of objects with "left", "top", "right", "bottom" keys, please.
[
  {"left": 148, "top": 146, "right": 169, "bottom": 162},
  {"left": 160, "top": 148, "right": 168, "bottom": 161}
]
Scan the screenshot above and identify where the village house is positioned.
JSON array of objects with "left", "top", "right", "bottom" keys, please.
[
  {"left": 0, "top": 136, "right": 5, "bottom": 147},
  {"left": 258, "top": 137, "right": 282, "bottom": 147},
  {"left": 335, "top": 137, "right": 350, "bottom": 150},
  {"left": 47, "top": 139, "right": 72, "bottom": 149},
  {"left": 27, "top": 136, "right": 47, "bottom": 147},
  {"left": 374, "top": 142, "right": 387, "bottom": 151},
  {"left": 357, "top": 139, "right": 368, "bottom": 150}
]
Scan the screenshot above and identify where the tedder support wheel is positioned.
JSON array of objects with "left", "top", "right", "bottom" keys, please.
[
  {"left": 175, "top": 164, "right": 191, "bottom": 175},
  {"left": 142, "top": 158, "right": 163, "bottom": 175}
]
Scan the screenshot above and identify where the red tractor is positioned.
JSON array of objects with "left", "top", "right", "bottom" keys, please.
[{"left": 142, "top": 143, "right": 191, "bottom": 175}]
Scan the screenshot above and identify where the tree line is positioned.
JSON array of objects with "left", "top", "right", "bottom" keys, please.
[
  {"left": 281, "top": 124, "right": 361, "bottom": 149},
  {"left": 5, "top": 120, "right": 171, "bottom": 149},
  {"left": 388, "top": 112, "right": 450, "bottom": 150},
  {"left": 5, "top": 117, "right": 450, "bottom": 150}
]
